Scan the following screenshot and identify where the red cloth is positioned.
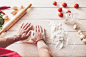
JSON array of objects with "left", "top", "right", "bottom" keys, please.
[{"left": 0, "top": 47, "right": 22, "bottom": 57}]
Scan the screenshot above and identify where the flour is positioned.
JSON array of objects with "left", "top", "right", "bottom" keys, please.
[
  {"left": 49, "top": 21, "right": 78, "bottom": 50},
  {"left": 49, "top": 21, "right": 67, "bottom": 50}
]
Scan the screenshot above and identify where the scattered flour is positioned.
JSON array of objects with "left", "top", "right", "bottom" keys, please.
[
  {"left": 49, "top": 21, "right": 78, "bottom": 50},
  {"left": 49, "top": 21, "right": 67, "bottom": 50}
]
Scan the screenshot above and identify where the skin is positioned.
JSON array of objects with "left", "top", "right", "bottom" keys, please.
[
  {"left": 32, "top": 25, "right": 51, "bottom": 57},
  {"left": 0, "top": 23, "right": 33, "bottom": 48},
  {"left": 0, "top": 23, "right": 51, "bottom": 57}
]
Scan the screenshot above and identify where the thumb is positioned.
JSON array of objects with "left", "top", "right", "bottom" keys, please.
[{"left": 31, "top": 37, "right": 36, "bottom": 43}]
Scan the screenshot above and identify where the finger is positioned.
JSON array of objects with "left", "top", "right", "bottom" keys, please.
[
  {"left": 40, "top": 26, "right": 42, "bottom": 32},
  {"left": 35, "top": 26, "right": 37, "bottom": 32},
  {"left": 37, "top": 25, "right": 40, "bottom": 32},
  {"left": 37, "top": 25, "right": 38, "bottom": 32},
  {"left": 21, "top": 23, "right": 24, "bottom": 28},
  {"left": 43, "top": 28, "right": 46, "bottom": 41},
  {"left": 26, "top": 31, "right": 31, "bottom": 37},
  {"left": 26, "top": 25, "right": 33, "bottom": 32},
  {"left": 43, "top": 28, "right": 45, "bottom": 34},
  {"left": 24, "top": 23, "right": 31, "bottom": 30},
  {"left": 22, "top": 23, "right": 28, "bottom": 29},
  {"left": 33, "top": 31, "right": 35, "bottom": 36}
]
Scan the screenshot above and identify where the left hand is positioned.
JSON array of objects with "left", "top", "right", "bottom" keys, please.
[
  {"left": 31, "top": 25, "right": 45, "bottom": 43},
  {"left": 15, "top": 23, "right": 33, "bottom": 41}
]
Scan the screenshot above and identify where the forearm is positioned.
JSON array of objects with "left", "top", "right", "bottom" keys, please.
[
  {"left": 37, "top": 40, "right": 51, "bottom": 57},
  {"left": 0, "top": 23, "right": 32, "bottom": 48},
  {"left": 0, "top": 35, "right": 19, "bottom": 48}
]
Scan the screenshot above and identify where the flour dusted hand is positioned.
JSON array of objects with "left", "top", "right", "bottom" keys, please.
[
  {"left": 31, "top": 25, "right": 45, "bottom": 43},
  {"left": 15, "top": 23, "right": 33, "bottom": 40}
]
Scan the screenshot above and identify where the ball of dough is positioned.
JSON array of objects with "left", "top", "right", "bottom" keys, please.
[
  {"left": 82, "top": 39, "right": 86, "bottom": 44},
  {"left": 2, "top": 15, "right": 9, "bottom": 20}
]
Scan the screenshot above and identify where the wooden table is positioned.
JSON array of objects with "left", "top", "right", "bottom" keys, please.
[{"left": 0, "top": 0, "right": 86, "bottom": 57}]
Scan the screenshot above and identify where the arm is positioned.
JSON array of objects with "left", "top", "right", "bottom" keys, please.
[
  {"left": 0, "top": 35, "right": 19, "bottom": 48},
  {"left": 37, "top": 40, "right": 51, "bottom": 57},
  {"left": 32, "top": 25, "right": 51, "bottom": 57},
  {"left": 0, "top": 23, "right": 32, "bottom": 48}
]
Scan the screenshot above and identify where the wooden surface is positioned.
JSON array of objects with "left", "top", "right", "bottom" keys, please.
[{"left": 0, "top": 0, "right": 86, "bottom": 57}]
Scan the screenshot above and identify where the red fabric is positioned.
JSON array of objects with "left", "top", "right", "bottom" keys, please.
[{"left": 0, "top": 47, "right": 22, "bottom": 57}]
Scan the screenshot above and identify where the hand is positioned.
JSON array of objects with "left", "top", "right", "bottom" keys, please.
[
  {"left": 31, "top": 25, "right": 45, "bottom": 43},
  {"left": 15, "top": 23, "right": 33, "bottom": 40}
]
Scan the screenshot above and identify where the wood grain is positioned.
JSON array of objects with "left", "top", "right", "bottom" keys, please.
[
  {"left": 3, "top": 8, "right": 86, "bottom": 19},
  {"left": 0, "top": 0, "right": 86, "bottom": 57},
  {"left": 6, "top": 43, "right": 86, "bottom": 56},
  {"left": 0, "top": 0, "right": 86, "bottom": 7},
  {"left": 4, "top": 20, "right": 86, "bottom": 31},
  {"left": 0, "top": 30, "right": 85, "bottom": 44}
]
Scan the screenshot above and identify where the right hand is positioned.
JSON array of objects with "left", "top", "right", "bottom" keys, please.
[{"left": 31, "top": 25, "right": 45, "bottom": 43}]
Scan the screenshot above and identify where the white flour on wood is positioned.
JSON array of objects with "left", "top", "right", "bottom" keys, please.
[{"left": 49, "top": 21, "right": 78, "bottom": 50}]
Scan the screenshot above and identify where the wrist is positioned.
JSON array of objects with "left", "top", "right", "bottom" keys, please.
[
  {"left": 13, "top": 35, "right": 20, "bottom": 41},
  {"left": 36, "top": 39, "right": 44, "bottom": 43},
  {"left": 36, "top": 37, "right": 43, "bottom": 42},
  {"left": 36, "top": 38, "right": 46, "bottom": 44}
]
